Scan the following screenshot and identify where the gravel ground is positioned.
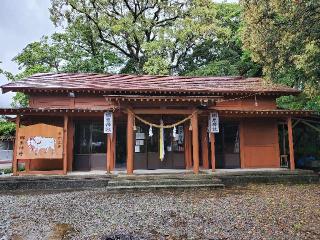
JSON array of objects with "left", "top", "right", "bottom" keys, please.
[{"left": 0, "top": 184, "right": 319, "bottom": 240}]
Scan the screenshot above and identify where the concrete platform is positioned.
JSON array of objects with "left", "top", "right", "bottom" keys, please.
[
  {"left": 0, "top": 169, "right": 318, "bottom": 192},
  {"left": 68, "top": 168, "right": 299, "bottom": 176}
]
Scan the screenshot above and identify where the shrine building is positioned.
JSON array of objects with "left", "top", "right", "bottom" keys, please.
[{"left": 0, "top": 73, "right": 317, "bottom": 175}]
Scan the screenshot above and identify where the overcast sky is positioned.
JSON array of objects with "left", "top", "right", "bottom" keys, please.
[{"left": 0, "top": 0, "right": 238, "bottom": 108}]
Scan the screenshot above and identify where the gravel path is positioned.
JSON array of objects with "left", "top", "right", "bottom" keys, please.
[{"left": 0, "top": 184, "right": 319, "bottom": 240}]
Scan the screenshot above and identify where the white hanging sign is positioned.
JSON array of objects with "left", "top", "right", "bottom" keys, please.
[
  {"left": 104, "top": 112, "right": 113, "bottom": 134},
  {"left": 209, "top": 112, "right": 219, "bottom": 133}
]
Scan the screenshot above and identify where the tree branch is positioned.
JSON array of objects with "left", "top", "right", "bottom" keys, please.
[{"left": 68, "top": 1, "right": 132, "bottom": 58}]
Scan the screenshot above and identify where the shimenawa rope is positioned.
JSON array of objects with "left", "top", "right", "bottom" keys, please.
[{"left": 127, "top": 109, "right": 198, "bottom": 129}]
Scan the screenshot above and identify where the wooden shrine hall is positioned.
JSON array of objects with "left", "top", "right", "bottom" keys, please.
[{"left": 0, "top": 73, "right": 318, "bottom": 175}]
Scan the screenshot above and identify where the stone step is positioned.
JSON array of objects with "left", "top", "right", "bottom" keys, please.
[
  {"left": 108, "top": 178, "right": 222, "bottom": 187},
  {"left": 106, "top": 183, "right": 225, "bottom": 191},
  {"left": 113, "top": 173, "right": 216, "bottom": 181}
]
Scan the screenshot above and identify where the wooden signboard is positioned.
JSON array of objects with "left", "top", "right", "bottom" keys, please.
[{"left": 17, "top": 123, "right": 63, "bottom": 159}]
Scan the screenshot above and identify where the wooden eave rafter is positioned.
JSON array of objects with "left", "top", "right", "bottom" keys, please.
[
  {"left": 0, "top": 108, "right": 115, "bottom": 115},
  {"left": 4, "top": 87, "right": 294, "bottom": 97},
  {"left": 1, "top": 108, "right": 318, "bottom": 118},
  {"left": 216, "top": 109, "right": 319, "bottom": 117},
  {"left": 104, "top": 94, "right": 223, "bottom": 103}
]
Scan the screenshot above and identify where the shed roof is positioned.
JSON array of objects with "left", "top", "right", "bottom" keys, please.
[{"left": 1, "top": 73, "right": 300, "bottom": 95}]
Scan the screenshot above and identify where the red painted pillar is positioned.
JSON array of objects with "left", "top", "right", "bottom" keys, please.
[
  {"left": 192, "top": 112, "right": 199, "bottom": 174},
  {"left": 63, "top": 114, "right": 68, "bottom": 175},
  {"left": 106, "top": 133, "right": 112, "bottom": 173},
  {"left": 201, "top": 125, "right": 209, "bottom": 169},
  {"left": 210, "top": 133, "right": 216, "bottom": 172},
  {"left": 12, "top": 115, "right": 20, "bottom": 176},
  {"left": 184, "top": 124, "right": 192, "bottom": 169},
  {"left": 126, "top": 110, "right": 134, "bottom": 174},
  {"left": 287, "top": 117, "right": 295, "bottom": 170}
]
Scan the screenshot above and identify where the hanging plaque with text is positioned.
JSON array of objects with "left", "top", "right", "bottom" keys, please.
[
  {"left": 104, "top": 112, "right": 113, "bottom": 134},
  {"left": 209, "top": 112, "right": 219, "bottom": 133}
]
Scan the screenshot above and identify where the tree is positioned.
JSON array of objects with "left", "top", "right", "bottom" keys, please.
[
  {"left": 180, "top": 3, "right": 261, "bottom": 77},
  {"left": 241, "top": 0, "right": 320, "bottom": 110},
  {"left": 50, "top": 0, "right": 220, "bottom": 74}
]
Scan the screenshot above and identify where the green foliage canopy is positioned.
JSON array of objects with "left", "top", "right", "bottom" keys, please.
[
  {"left": 50, "top": 0, "right": 221, "bottom": 74},
  {"left": 241, "top": 0, "right": 320, "bottom": 110},
  {"left": 180, "top": 3, "right": 261, "bottom": 77}
]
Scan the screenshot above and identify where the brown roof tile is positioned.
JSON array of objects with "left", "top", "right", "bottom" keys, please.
[{"left": 1, "top": 73, "right": 300, "bottom": 95}]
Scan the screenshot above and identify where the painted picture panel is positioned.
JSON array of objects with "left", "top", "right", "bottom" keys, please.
[{"left": 17, "top": 123, "right": 63, "bottom": 159}]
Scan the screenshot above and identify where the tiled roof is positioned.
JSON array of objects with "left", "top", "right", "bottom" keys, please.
[{"left": 1, "top": 73, "right": 300, "bottom": 95}]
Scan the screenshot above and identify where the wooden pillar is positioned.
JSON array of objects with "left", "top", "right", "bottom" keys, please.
[
  {"left": 106, "top": 133, "right": 112, "bottom": 173},
  {"left": 184, "top": 124, "right": 192, "bottom": 169},
  {"left": 12, "top": 115, "right": 20, "bottom": 176},
  {"left": 201, "top": 125, "right": 209, "bottom": 169},
  {"left": 67, "top": 117, "right": 74, "bottom": 171},
  {"left": 63, "top": 114, "right": 68, "bottom": 175},
  {"left": 210, "top": 133, "right": 216, "bottom": 171},
  {"left": 107, "top": 119, "right": 116, "bottom": 173},
  {"left": 274, "top": 121, "right": 281, "bottom": 168},
  {"left": 239, "top": 121, "right": 245, "bottom": 168},
  {"left": 25, "top": 159, "right": 31, "bottom": 173},
  {"left": 192, "top": 112, "right": 199, "bottom": 174},
  {"left": 287, "top": 117, "right": 295, "bottom": 170},
  {"left": 111, "top": 124, "right": 116, "bottom": 170},
  {"left": 126, "top": 110, "right": 134, "bottom": 174}
]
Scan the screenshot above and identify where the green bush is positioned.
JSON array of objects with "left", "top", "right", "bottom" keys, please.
[
  {"left": 0, "top": 166, "right": 25, "bottom": 174},
  {"left": 0, "top": 121, "right": 15, "bottom": 137},
  {"left": 0, "top": 168, "right": 12, "bottom": 174},
  {"left": 4, "top": 168, "right": 13, "bottom": 174}
]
